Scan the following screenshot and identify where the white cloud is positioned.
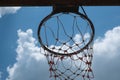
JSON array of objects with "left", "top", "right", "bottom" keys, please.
[
  {"left": 93, "top": 26, "right": 120, "bottom": 80},
  {"left": 6, "top": 29, "right": 49, "bottom": 80},
  {"left": 6, "top": 26, "right": 120, "bottom": 80},
  {"left": 0, "top": 7, "right": 21, "bottom": 18},
  {"left": 94, "top": 26, "right": 120, "bottom": 58},
  {"left": 73, "top": 34, "right": 82, "bottom": 43}
]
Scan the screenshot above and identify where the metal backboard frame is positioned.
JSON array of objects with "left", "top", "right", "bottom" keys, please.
[{"left": 0, "top": 0, "right": 120, "bottom": 6}]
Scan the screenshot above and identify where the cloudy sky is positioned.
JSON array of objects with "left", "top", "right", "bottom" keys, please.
[{"left": 0, "top": 6, "right": 120, "bottom": 80}]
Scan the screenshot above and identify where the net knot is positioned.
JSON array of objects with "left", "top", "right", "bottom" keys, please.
[
  {"left": 86, "top": 61, "right": 91, "bottom": 65},
  {"left": 49, "top": 67, "right": 53, "bottom": 71},
  {"left": 54, "top": 75, "right": 59, "bottom": 78},
  {"left": 49, "top": 61, "right": 54, "bottom": 65}
]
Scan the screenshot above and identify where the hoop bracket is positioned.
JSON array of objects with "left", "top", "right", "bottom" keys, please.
[{"left": 53, "top": 5, "right": 79, "bottom": 13}]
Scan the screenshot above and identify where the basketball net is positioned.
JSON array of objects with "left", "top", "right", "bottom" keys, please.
[{"left": 38, "top": 6, "right": 94, "bottom": 80}]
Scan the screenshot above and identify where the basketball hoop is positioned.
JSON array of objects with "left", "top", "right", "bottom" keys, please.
[{"left": 38, "top": 6, "right": 95, "bottom": 80}]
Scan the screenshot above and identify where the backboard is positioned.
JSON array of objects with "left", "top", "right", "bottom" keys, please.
[{"left": 0, "top": 0, "right": 120, "bottom": 6}]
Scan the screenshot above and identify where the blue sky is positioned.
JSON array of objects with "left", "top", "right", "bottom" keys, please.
[{"left": 0, "top": 6, "right": 120, "bottom": 80}]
